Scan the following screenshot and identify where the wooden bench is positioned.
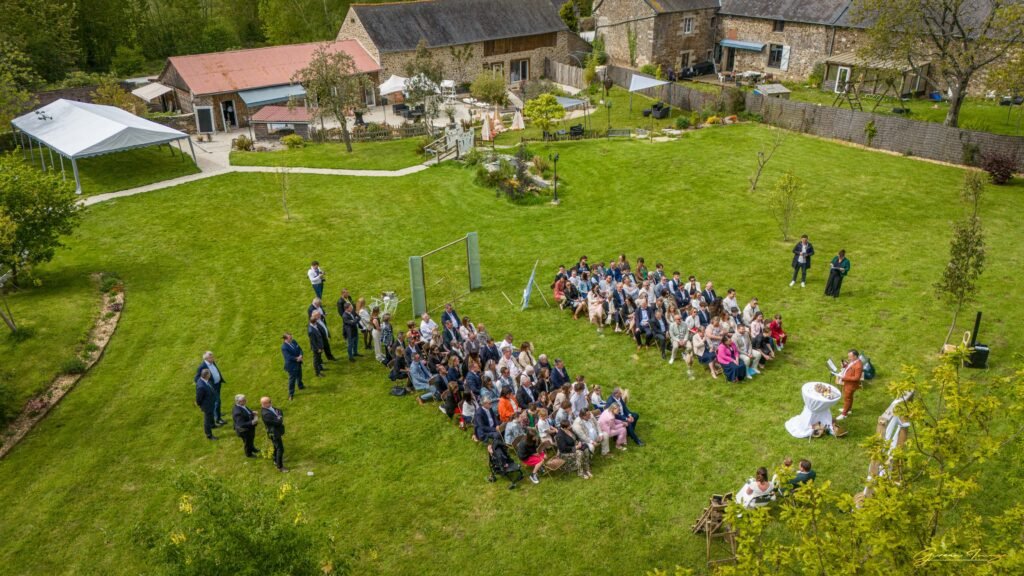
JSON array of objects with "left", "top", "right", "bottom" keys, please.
[{"left": 607, "top": 128, "right": 632, "bottom": 139}]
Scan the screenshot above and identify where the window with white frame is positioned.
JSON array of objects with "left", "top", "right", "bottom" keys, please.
[
  {"left": 681, "top": 17, "right": 695, "bottom": 34},
  {"left": 768, "top": 44, "right": 784, "bottom": 68}
]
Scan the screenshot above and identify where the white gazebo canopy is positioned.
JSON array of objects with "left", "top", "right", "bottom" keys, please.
[
  {"left": 628, "top": 74, "right": 670, "bottom": 92},
  {"left": 131, "top": 82, "right": 174, "bottom": 102},
  {"left": 10, "top": 99, "right": 195, "bottom": 194},
  {"left": 378, "top": 74, "right": 408, "bottom": 95}
]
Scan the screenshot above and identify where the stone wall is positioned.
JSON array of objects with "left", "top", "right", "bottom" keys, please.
[
  {"left": 593, "top": 0, "right": 657, "bottom": 67},
  {"left": 652, "top": 9, "right": 718, "bottom": 70},
  {"left": 337, "top": 12, "right": 380, "bottom": 63},
  {"left": 720, "top": 16, "right": 832, "bottom": 80}
]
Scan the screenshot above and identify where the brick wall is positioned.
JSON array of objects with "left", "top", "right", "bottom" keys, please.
[
  {"left": 594, "top": 0, "right": 657, "bottom": 67},
  {"left": 652, "top": 9, "right": 718, "bottom": 70}
]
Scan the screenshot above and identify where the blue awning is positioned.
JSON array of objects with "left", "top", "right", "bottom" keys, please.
[
  {"left": 720, "top": 39, "right": 765, "bottom": 52},
  {"left": 238, "top": 84, "right": 306, "bottom": 108}
]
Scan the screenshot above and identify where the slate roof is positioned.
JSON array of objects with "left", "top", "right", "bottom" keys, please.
[
  {"left": 719, "top": 0, "right": 858, "bottom": 27},
  {"left": 164, "top": 41, "right": 379, "bottom": 96},
  {"left": 644, "top": 0, "right": 721, "bottom": 13},
  {"left": 351, "top": 0, "right": 569, "bottom": 54}
]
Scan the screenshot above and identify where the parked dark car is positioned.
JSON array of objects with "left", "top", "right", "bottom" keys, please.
[{"left": 677, "top": 61, "right": 716, "bottom": 80}]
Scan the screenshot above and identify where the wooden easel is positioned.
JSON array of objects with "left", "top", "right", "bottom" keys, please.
[{"left": 692, "top": 493, "right": 737, "bottom": 567}]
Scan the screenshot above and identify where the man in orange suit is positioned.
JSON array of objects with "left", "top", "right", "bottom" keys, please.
[{"left": 836, "top": 349, "right": 863, "bottom": 421}]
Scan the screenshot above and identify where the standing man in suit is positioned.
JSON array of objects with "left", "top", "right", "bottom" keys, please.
[
  {"left": 195, "top": 369, "right": 218, "bottom": 440},
  {"left": 836, "top": 349, "right": 864, "bottom": 421},
  {"left": 790, "top": 234, "right": 815, "bottom": 288},
  {"left": 194, "top": 351, "right": 226, "bottom": 426},
  {"left": 280, "top": 333, "right": 304, "bottom": 400},
  {"left": 231, "top": 394, "right": 259, "bottom": 458},
  {"left": 260, "top": 396, "right": 288, "bottom": 472},
  {"left": 607, "top": 387, "right": 644, "bottom": 446},
  {"left": 307, "top": 261, "right": 325, "bottom": 299},
  {"left": 307, "top": 298, "right": 336, "bottom": 361},
  {"left": 307, "top": 313, "right": 326, "bottom": 377},
  {"left": 342, "top": 303, "right": 360, "bottom": 362}
]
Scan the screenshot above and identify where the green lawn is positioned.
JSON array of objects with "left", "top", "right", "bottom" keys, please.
[
  {"left": 229, "top": 138, "right": 424, "bottom": 170},
  {"left": 784, "top": 85, "right": 1024, "bottom": 136},
  {"left": 2, "top": 125, "right": 1023, "bottom": 574},
  {"left": 68, "top": 145, "right": 199, "bottom": 196}
]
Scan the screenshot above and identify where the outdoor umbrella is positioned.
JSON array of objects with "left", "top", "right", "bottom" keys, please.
[
  {"left": 481, "top": 114, "right": 492, "bottom": 141},
  {"left": 511, "top": 110, "right": 525, "bottom": 130}
]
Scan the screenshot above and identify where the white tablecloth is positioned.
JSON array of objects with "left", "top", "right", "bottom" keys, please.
[{"left": 785, "top": 382, "right": 842, "bottom": 438}]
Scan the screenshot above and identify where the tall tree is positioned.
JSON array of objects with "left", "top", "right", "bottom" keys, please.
[
  {"left": 0, "top": 0, "right": 80, "bottom": 82},
  {"left": 259, "top": 0, "right": 347, "bottom": 45},
  {"left": 292, "top": 43, "right": 370, "bottom": 152},
  {"left": 404, "top": 40, "right": 444, "bottom": 131},
  {"left": 0, "top": 44, "right": 41, "bottom": 133},
  {"left": 853, "top": 0, "right": 1024, "bottom": 127},
  {"left": 75, "top": 0, "right": 144, "bottom": 72},
  {"left": 0, "top": 152, "right": 80, "bottom": 283}
]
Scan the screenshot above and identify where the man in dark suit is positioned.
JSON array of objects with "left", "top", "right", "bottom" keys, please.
[
  {"left": 516, "top": 377, "right": 537, "bottom": 408},
  {"left": 791, "top": 459, "right": 817, "bottom": 489},
  {"left": 651, "top": 309, "right": 669, "bottom": 359},
  {"left": 633, "top": 304, "right": 655, "bottom": 348},
  {"left": 307, "top": 314, "right": 325, "bottom": 377},
  {"left": 335, "top": 288, "right": 355, "bottom": 318},
  {"left": 280, "top": 333, "right": 304, "bottom": 400},
  {"left": 442, "top": 319, "right": 461, "bottom": 351},
  {"left": 194, "top": 351, "right": 226, "bottom": 426},
  {"left": 464, "top": 363, "right": 483, "bottom": 396},
  {"left": 231, "top": 394, "right": 260, "bottom": 458},
  {"left": 481, "top": 339, "right": 501, "bottom": 366},
  {"left": 790, "top": 234, "right": 815, "bottom": 287},
  {"left": 195, "top": 369, "right": 218, "bottom": 440},
  {"left": 260, "top": 396, "right": 287, "bottom": 472},
  {"left": 702, "top": 281, "right": 720, "bottom": 316},
  {"left": 550, "top": 358, "right": 570, "bottom": 389},
  {"left": 697, "top": 302, "right": 711, "bottom": 328},
  {"left": 474, "top": 397, "right": 500, "bottom": 442},
  {"left": 342, "top": 302, "right": 360, "bottom": 362},
  {"left": 607, "top": 387, "right": 644, "bottom": 446},
  {"left": 441, "top": 303, "right": 460, "bottom": 330}
]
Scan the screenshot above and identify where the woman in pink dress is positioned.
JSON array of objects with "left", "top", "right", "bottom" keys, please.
[{"left": 598, "top": 404, "right": 629, "bottom": 450}]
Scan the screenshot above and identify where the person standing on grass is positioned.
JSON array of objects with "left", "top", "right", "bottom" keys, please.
[
  {"left": 281, "top": 333, "right": 304, "bottom": 400},
  {"left": 195, "top": 369, "right": 218, "bottom": 440},
  {"left": 836, "top": 349, "right": 863, "bottom": 421},
  {"left": 790, "top": 234, "right": 815, "bottom": 288},
  {"left": 825, "top": 250, "right": 851, "bottom": 298},
  {"left": 307, "top": 261, "right": 325, "bottom": 299},
  {"left": 260, "top": 396, "right": 287, "bottom": 472},
  {"left": 342, "top": 303, "right": 361, "bottom": 361},
  {"left": 307, "top": 313, "right": 325, "bottom": 377},
  {"left": 231, "top": 394, "right": 259, "bottom": 458},
  {"left": 194, "top": 351, "right": 226, "bottom": 427}
]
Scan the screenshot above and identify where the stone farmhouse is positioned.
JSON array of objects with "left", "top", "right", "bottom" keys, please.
[
  {"left": 157, "top": 41, "right": 379, "bottom": 133},
  {"left": 337, "top": 0, "right": 591, "bottom": 89},
  {"left": 593, "top": 0, "right": 870, "bottom": 82}
]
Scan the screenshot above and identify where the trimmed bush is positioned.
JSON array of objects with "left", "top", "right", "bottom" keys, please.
[
  {"left": 675, "top": 116, "right": 690, "bottom": 129},
  {"left": 279, "top": 134, "right": 305, "bottom": 149},
  {"left": 231, "top": 135, "right": 254, "bottom": 151},
  {"left": 61, "top": 357, "right": 87, "bottom": 375},
  {"left": 980, "top": 152, "right": 1015, "bottom": 185}
]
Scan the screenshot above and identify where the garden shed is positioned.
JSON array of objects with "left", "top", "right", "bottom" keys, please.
[{"left": 249, "top": 106, "right": 313, "bottom": 141}]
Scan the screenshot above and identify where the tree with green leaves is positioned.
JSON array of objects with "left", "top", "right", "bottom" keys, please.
[
  {"left": 937, "top": 172, "right": 985, "bottom": 348},
  {"left": 852, "top": 0, "right": 1024, "bottom": 127},
  {"left": 448, "top": 45, "right": 474, "bottom": 88},
  {"left": 132, "top": 471, "right": 343, "bottom": 576},
  {"left": 470, "top": 70, "right": 508, "bottom": 108},
  {"left": 259, "top": 0, "right": 347, "bottom": 45},
  {"left": 91, "top": 79, "right": 146, "bottom": 115},
  {"left": 523, "top": 93, "right": 565, "bottom": 133},
  {"left": 766, "top": 171, "right": 803, "bottom": 241},
  {"left": 0, "top": 152, "right": 80, "bottom": 287},
  {"left": 718, "top": 352, "right": 1024, "bottom": 575},
  {"left": 292, "top": 43, "right": 370, "bottom": 152},
  {"left": 0, "top": 44, "right": 40, "bottom": 138},
  {"left": 404, "top": 40, "right": 444, "bottom": 131},
  {"left": 986, "top": 51, "right": 1024, "bottom": 131},
  {"left": 0, "top": 0, "right": 80, "bottom": 82},
  {"left": 0, "top": 209, "right": 18, "bottom": 332}
]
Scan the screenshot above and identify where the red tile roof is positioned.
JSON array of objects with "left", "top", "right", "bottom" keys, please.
[
  {"left": 250, "top": 105, "right": 312, "bottom": 123},
  {"left": 166, "top": 41, "right": 379, "bottom": 96}
]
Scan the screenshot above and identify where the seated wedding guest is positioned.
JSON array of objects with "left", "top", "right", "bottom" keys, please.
[
  {"left": 729, "top": 306, "right": 744, "bottom": 331},
  {"left": 554, "top": 399, "right": 574, "bottom": 426},
  {"left": 461, "top": 392, "right": 479, "bottom": 438},
  {"left": 536, "top": 407, "right": 553, "bottom": 438},
  {"left": 551, "top": 358, "right": 571, "bottom": 389},
  {"left": 589, "top": 384, "right": 605, "bottom": 410},
  {"left": 790, "top": 459, "right": 816, "bottom": 490},
  {"left": 768, "top": 314, "right": 787, "bottom": 350},
  {"left": 388, "top": 344, "right": 409, "bottom": 382},
  {"left": 555, "top": 420, "right": 592, "bottom": 479},
  {"left": 683, "top": 275, "right": 700, "bottom": 297},
  {"left": 475, "top": 324, "right": 491, "bottom": 347},
  {"left": 742, "top": 298, "right": 761, "bottom": 326},
  {"left": 535, "top": 367, "right": 554, "bottom": 394},
  {"left": 692, "top": 328, "right": 720, "bottom": 379},
  {"left": 517, "top": 342, "right": 536, "bottom": 372},
  {"left": 552, "top": 385, "right": 570, "bottom": 411},
  {"left": 496, "top": 333, "right": 516, "bottom": 353},
  {"left": 720, "top": 312, "right": 737, "bottom": 335},
  {"left": 587, "top": 285, "right": 606, "bottom": 330},
  {"left": 635, "top": 257, "right": 648, "bottom": 281},
  {"left": 405, "top": 320, "right": 421, "bottom": 348},
  {"left": 696, "top": 300, "right": 711, "bottom": 327},
  {"left": 573, "top": 408, "right": 609, "bottom": 456},
  {"left": 668, "top": 313, "right": 690, "bottom": 365},
  {"left": 570, "top": 381, "right": 589, "bottom": 415},
  {"left": 474, "top": 398, "right": 500, "bottom": 443},
  {"left": 419, "top": 313, "right": 438, "bottom": 342},
  {"left": 458, "top": 316, "right": 477, "bottom": 340},
  {"left": 481, "top": 339, "right": 501, "bottom": 366},
  {"left": 598, "top": 404, "right": 629, "bottom": 451},
  {"left": 534, "top": 353, "right": 552, "bottom": 375},
  {"left": 441, "top": 318, "right": 461, "bottom": 350},
  {"left": 633, "top": 299, "right": 655, "bottom": 349},
  {"left": 651, "top": 308, "right": 669, "bottom": 359},
  {"left": 517, "top": 428, "right": 547, "bottom": 484},
  {"left": 716, "top": 333, "right": 746, "bottom": 383},
  {"left": 410, "top": 353, "right": 438, "bottom": 405},
  {"left": 622, "top": 276, "right": 639, "bottom": 302},
  {"left": 736, "top": 467, "right": 776, "bottom": 508},
  {"left": 536, "top": 391, "right": 550, "bottom": 411},
  {"left": 650, "top": 262, "right": 665, "bottom": 284},
  {"left": 704, "top": 317, "right": 725, "bottom": 353},
  {"left": 497, "top": 366, "right": 515, "bottom": 393},
  {"left": 480, "top": 377, "right": 500, "bottom": 404},
  {"left": 734, "top": 324, "right": 762, "bottom": 377},
  {"left": 750, "top": 312, "right": 775, "bottom": 361},
  {"left": 498, "top": 347, "right": 522, "bottom": 381},
  {"left": 497, "top": 388, "right": 519, "bottom": 423},
  {"left": 606, "top": 387, "right": 643, "bottom": 446},
  {"left": 702, "top": 281, "right": 720, "bottom": 315},
  {"left": 516, "top": 375, "right": 538, "bottom": 408},
  {"left": 441, "top": 380, "right": 462, "bottom": 421},
  {"left": 504, "top": 412, "right": 528, "bottom": 445},
  {"left": 722, "top": 289, "right": 739, "bottom": 318},
  {"left": 553, "top": 275, "right": 568, "bottom": 309}
]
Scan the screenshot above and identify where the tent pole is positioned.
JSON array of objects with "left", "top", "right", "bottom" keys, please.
[
  {"left": 60, "top": 154, "right": 66, "bottom": 180},
  {"left": 176, "top": 139, "right": 185, "bottom": 161},
  {"left": 71, "top": 158, "right": 82, "bottom": 195},
  {"left": 28, "top": 136, "right": 34, "bottom": 163},
  {"left": 39, "top": 143, "right": 46, "bottom": 171},
  {"left": 186, "top": 137, "right": 198, "bottom": 166},
  {"left": 48, "top": 146, "right": 55, "bottom": 171}
]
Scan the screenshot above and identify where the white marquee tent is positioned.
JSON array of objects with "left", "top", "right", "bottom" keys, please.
[
  {"left": 378, "top": 74, "right": 408, "bottom": 95},
  {"left": 10, "top": 99, "right": 195, "bottom": 194}
]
